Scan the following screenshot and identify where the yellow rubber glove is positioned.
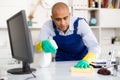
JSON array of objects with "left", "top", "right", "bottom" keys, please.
[
  {"left": 74, "top": 52, "right": 96, "bottom": 68},
  {"left": 35, "top": 41, "right": 42, "bottom": 52},
  {"left": 35, "top": 40, "right": 57, "bottom": 53},
  {"left": 83, "top": 52, "right": 96, "bottom": 64}
]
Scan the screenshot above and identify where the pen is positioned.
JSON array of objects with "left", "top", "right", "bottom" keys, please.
[
  {"left": 92, "top": 61, "right": 115, "bottom": 64},
  {"left": 92, "top": 62, "right": 106, "bottom": 64}
]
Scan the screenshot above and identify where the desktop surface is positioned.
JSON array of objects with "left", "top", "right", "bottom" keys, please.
[{"left": 6, "top": 61, "right": 120, "bottom": 80}]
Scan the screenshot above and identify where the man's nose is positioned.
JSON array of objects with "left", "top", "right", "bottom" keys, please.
[{"left": 61, "top": 19, "right": 65, "bottom": 25}]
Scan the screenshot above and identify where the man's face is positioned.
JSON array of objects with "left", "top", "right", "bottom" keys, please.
[{"left": 51, "top": 8, "right": 70, "bottom": 33}]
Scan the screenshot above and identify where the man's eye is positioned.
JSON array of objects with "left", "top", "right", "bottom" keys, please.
[
  {"left": 55, "top": 18, "right": 61, "bottom": 21},
  {"left": 64, "top": 17, "right": 68, "bottom": 20}
]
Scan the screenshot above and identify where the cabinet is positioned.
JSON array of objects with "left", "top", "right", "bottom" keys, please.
[{"left": 72, "top": 0, "right": 120, "bottom": 59}]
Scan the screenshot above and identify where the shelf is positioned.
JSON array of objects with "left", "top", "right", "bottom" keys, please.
[
  {"left": 0, "top": 27, "right": 41, "bottom": 30},
  {"left": 0, "top": 27, "right": 7, "bottom": 30},
  {"left": 101, "top": 26, "right": 120, "bottom": 28},
  {"left": 0, "top": 26, "right": 102, "bottom": 29},
  {"left": 100, "top": 8, "right": 120, "bottom": 10},
  {"left": 0, "top": 47, "right": 10, "bottom": 50},
  {"left": 29, "top": 27, "right": 41, "bottom": 31},
  {"left": 90, "top": 26, "right": 100, "bottom": 28},
  {"left": 74, "top": 8, "right": 99, "bottom": 11},
  {"left": 72, "top": 0, "right": 120, "bottom": 59},
  {"left": 29, "top": 27, "right": 40, "bottom": 29}
]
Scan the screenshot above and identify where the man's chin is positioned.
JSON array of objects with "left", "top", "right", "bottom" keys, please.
[{"left": 59, "top": 27, "right": 68, "bottom": 32}]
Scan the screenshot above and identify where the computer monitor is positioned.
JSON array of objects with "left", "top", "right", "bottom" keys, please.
[{"left": 7, "top": 10, "right": 36, "bottom": 74}]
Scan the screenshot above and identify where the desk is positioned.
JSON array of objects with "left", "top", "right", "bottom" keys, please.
[{"left": 7, "top": 61, "right": 120, "bottom": 80}]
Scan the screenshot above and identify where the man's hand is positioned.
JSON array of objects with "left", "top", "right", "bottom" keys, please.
[
  {"left": 74, "top": 60, "right": 90, "bottom": 68},
  {"left": 42, "top": 40, "right": 57, "bottom": 53}
]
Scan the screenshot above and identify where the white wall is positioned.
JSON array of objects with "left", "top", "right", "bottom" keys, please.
[{"left": 0, "top": 0, "right": 70, "bottom": 64}]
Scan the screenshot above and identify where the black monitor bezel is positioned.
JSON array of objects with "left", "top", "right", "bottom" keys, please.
[
  {"left": 7, "top": 10, "right": 33, "bottom": 63},
  {"left": 6, "top": 10, "right": 36, "bottom": 74}
]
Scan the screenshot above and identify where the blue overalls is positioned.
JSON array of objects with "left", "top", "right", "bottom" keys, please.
[{"left": 53, "top": 17, "right": 88, "bottom": 61}]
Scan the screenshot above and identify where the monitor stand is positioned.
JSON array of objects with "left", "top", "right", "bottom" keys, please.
[{"left": 7, "top": 62, "right": 36, "bottom": 74}]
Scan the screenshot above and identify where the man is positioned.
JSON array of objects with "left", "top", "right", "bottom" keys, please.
[{"left": 36, "top": 2, "right": 100, "bottom": 68}]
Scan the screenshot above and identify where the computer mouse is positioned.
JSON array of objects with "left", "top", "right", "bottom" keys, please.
[{"left": 97, "top": 68, "right": 111, "bottom": 75}]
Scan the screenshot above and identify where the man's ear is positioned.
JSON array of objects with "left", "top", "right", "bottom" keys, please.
[
  {"left": 69, "top": 12, "right": 71, "bottom": 16},
  {"left": 51, "top": 15, "right": 53, "bottom": 20}
]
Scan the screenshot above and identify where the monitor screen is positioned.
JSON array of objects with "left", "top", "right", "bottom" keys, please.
[{"left": 7, "top": 10, "right": 36, "bottom": 74}]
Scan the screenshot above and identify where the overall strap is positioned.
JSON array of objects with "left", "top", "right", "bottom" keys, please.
[
  {"left": 73, "top": 17, "right": 88, "bottom": 34},
  {"left": 52, "top": 21, "right": 59, "bottom": 35}
]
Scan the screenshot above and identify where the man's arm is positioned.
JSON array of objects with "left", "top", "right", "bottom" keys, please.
[
  {"left": 35, "top": 21, "right": 57, "bottom": 53},
  {"left": 74, "top": 19, "right": 100, "bottom": 68},
  {"left": 77, "top": 19, "right": 100, "bottom": 58}
]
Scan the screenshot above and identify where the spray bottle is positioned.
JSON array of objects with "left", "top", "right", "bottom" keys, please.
[{"left": 39, "top": 37, "right": 58, "bottom": 67}]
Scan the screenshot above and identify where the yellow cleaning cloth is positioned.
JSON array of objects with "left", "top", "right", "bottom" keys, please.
[{"left": 70, "top": 66, "right": 93, "bottom": 73}]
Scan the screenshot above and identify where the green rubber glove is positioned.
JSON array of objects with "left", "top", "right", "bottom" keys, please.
[
  {"left": 74, "top": 60, "right": 90, "bottom": 68},
  {"left": 42, "top": 40, "right": 57, "bottom": 53}
]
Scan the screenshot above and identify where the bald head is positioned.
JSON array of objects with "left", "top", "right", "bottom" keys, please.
[
  {"left": 52, "top": 2, "right": 69, "bottom": 16},
  {"left": 51, "top": 2, "right": 70, "bottom": 33}
]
